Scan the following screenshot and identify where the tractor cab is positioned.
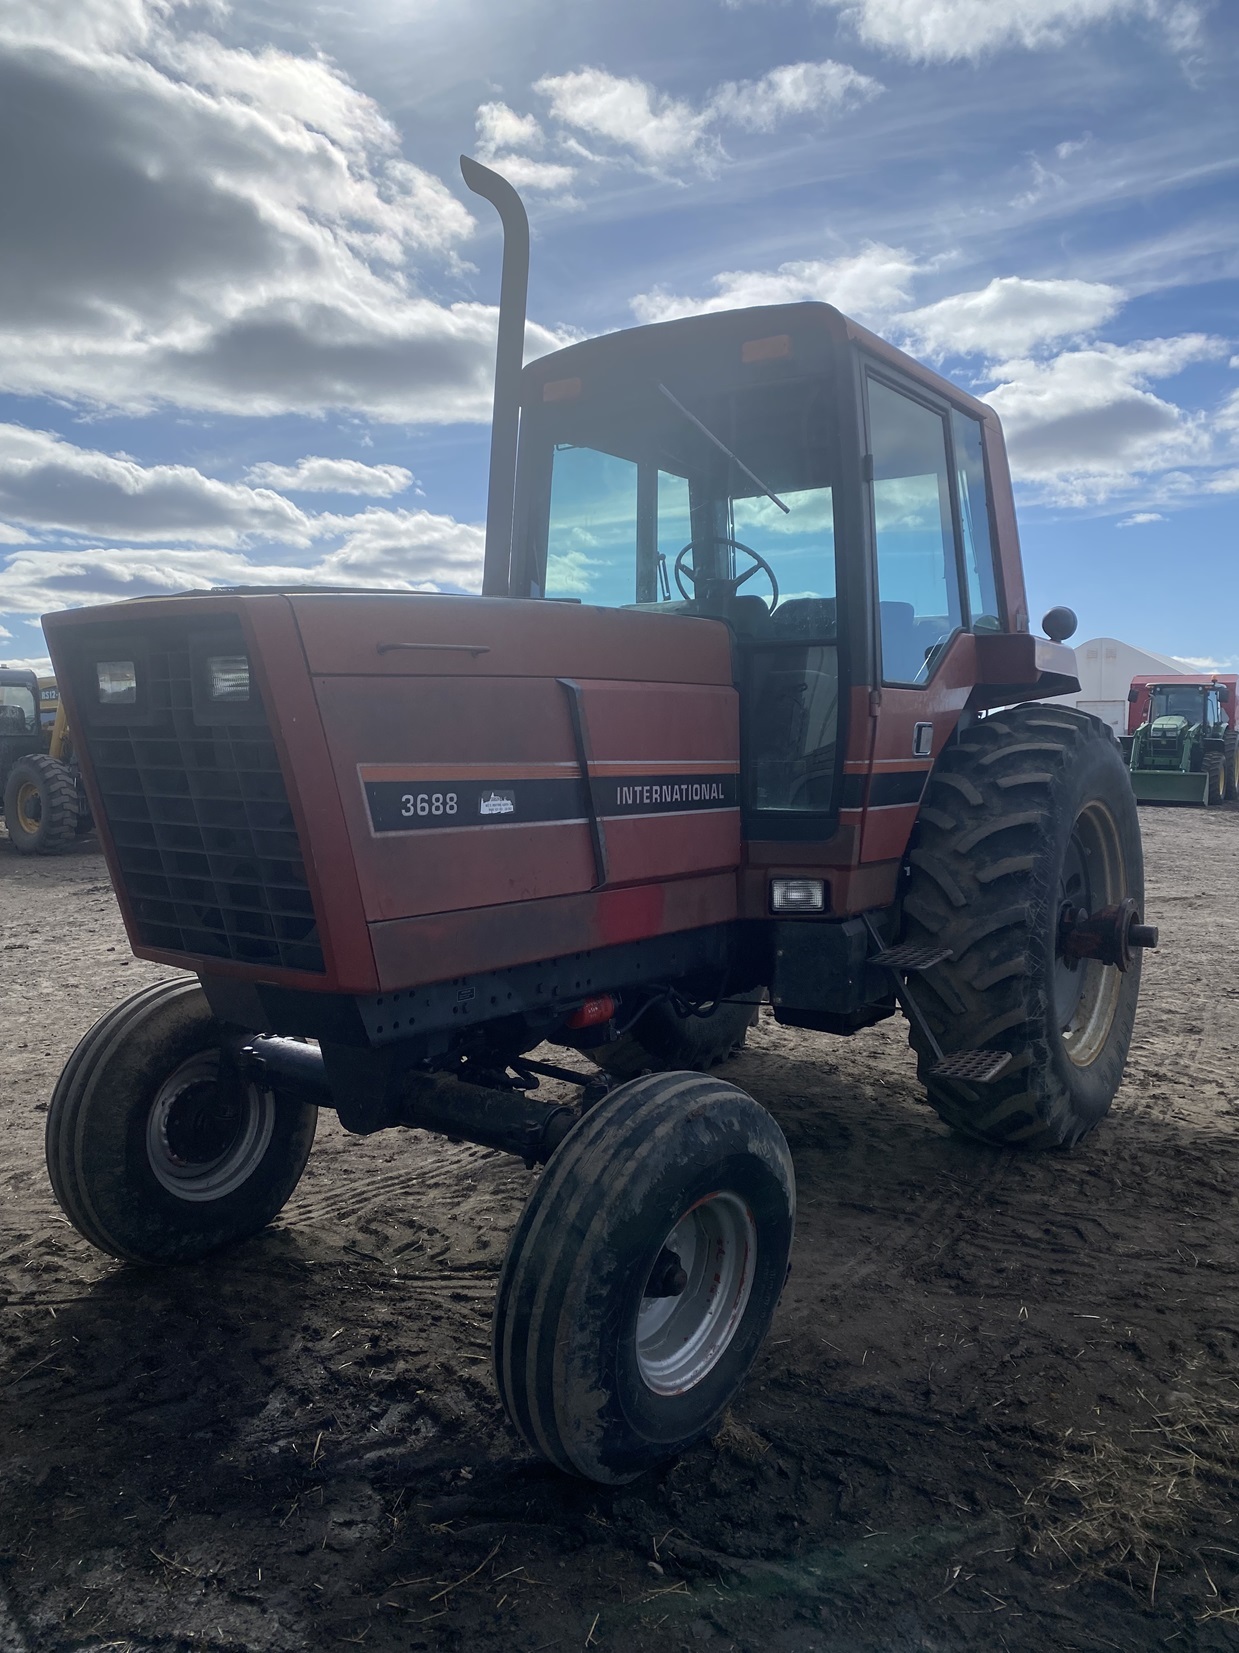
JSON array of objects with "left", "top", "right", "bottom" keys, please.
[
  {"left": 507, "top": 303, "right": 1075, "bottom": 892},
  {"left": 0, "top": 667, "right": 41, "bottom": 784}
]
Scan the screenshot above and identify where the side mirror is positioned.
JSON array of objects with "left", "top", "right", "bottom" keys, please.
[
  {"left": 1042, "top": 606, "right": 1078, "bottom": 643},
  {"left": 1128, "top": 687, "right": 1140, "bottom": 703}
]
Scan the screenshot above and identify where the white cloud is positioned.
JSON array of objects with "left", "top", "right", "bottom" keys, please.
[
  {"left": 0, "top": 424, "right": 312, "bottom": 544},
  {"left": 709, "top": 60, "right": 881, "bottom": 131},
  {"left": 243, "top": 456, "right": 413, "bottom": 496},
  {"left": 535, "top": 68, "right": 720, "bottom": 172},
  {"left": 0, "top": 510, "right": 484, "bottom": 617},
  {"left": 813, "top": 0, "right": 1201, "bottom": 62},
  {"left": 983, "top": 333, "right": 1229, "bottom": 502},
  {"left": 532, "top": 60, "right": 882, "bottom": 176},
  {"left": 0, "top": 2, "right": 570, "bottom": 423},
  {"left": 632, "top": 243, "right": 919, "bottom": 327},
  {"left": 899, "top": 277, "right": 1125, "bottom": 360},
  {"left": 473, "top": 100, "right": 577, "bottom": 195},
  {"left": 476, "top": 101, "right": 546, "bottom": 155},
  {"left": 1116, "top": 511, "right": 1167, "bottom": 525}
]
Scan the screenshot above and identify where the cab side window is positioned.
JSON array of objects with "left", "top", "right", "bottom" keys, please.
[
  {"left": 867, "top": 377, "right": 963, "bottom": 685},
  {"left": 951, "top": 410, "right": 1001, "bottom": 631}
]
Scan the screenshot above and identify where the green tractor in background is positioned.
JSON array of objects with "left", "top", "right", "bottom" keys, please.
[
  {"left": 0, "top": 666, "right": 91, "bottom": 852},
  {"left": 1122, "top": 677, "right": 1236, "bottom": 806}
]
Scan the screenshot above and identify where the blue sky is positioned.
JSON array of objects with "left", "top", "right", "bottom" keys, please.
[{"left": 0, "top": 0, "right": 1236, "bottom": 671}]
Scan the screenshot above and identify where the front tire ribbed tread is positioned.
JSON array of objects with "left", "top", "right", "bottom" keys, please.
[
  {"left": 47, "top": 978, "right": 201, "bottom": 1257},
  {"left": 494, "top": 1071, "right": 791, "bottom": 1481}
]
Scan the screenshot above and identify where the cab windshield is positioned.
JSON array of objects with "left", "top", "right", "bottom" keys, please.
[
  {"left": 1150, "top": 686, "right": 1207, "bottom": 721},
  {"left": 523, "top": 378, "right": 836, "bottom": 629},
  {"left": 0, "top": 683, "right": 36, "bottom": 734}
]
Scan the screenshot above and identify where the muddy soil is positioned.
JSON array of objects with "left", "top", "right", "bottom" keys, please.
[{"left": 1, "top": 806, "right": 1238, "bottom": 1653}]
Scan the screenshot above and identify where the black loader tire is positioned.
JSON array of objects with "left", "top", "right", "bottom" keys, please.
[
  {"left": 591, "top": 992, "right": 761, "bottom": 1081},
  {"left": 902, "top": 706, "right": 1144, "bottom": 1149},
  {"left": 1204, "top": 751, "right": 1225, "bottom": 806},
  {"left": 494, "top": 1070, "right": 795, "bottom": 1483},
  {"left": 3, "top": 754, "right": 78, "bottom": 854},
  {"left": 1224, "top": 731, "right": 1238, "bottom": 802},
  {"left": 47, "top": 978, "right": 317, "bottom": 1264}
]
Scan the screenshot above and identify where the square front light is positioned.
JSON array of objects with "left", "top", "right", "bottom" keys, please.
[
  {"left": 207, "top": 655, "right": 250, "bottom": 702},
  {"left": 96, "top": 660, "right": 137, "bottom": 705},
  {"left": 770, "top": 877, "right": 825, "bottom": 914}
]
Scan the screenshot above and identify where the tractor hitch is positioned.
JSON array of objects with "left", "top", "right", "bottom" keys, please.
[{"left": 1058, "top": 898, "right": 1158, "bottom": 972}]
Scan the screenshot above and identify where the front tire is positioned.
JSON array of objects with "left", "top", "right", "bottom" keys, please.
[
  {"left": 4, "top": 754, "right": 78, "bottom": 854},
  {"left": 1204, "top": 751, "right": 1225, "bottom": 806},
  {"left": 47, "top": 979, "right": 317, "bottom": 1263},
  {"left": 902, "top": 706, "right": 1144, "bottom": 1149},
  {"left": 493, "top": 1071, "right": 794, "bottom": 1483}
]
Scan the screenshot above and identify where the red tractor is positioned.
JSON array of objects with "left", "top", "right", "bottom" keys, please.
[{"left": 41, "top": 161, "right": 1156, "bottom": 1484}]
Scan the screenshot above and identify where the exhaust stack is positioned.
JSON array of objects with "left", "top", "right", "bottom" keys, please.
[{"left": 460, "top": 156, "right": 530, "bottom": 597}]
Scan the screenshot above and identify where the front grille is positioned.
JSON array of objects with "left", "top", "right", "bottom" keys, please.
[{"left": 84, "top": 622, "right": 325, "bottom": 973}]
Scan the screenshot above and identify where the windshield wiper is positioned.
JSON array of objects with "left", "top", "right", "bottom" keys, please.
[{"left": 657, "top": 383, "right": 790, "bottom": 515}]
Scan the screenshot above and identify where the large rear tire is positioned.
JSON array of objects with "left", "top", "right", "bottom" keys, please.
[
  {"left": 3, "top": 754, "right": 78, "bottom": 854},
  {"left": 589, "top": 993, "right": 760, "bottom": 1082},
  {"left": 494, "top": 1071, "right": 794, "bottom": 1483},
  {"left": 47, "top": 978, "right": 317, "bottom": 1264},
  {"left": 902, "top": 706, "right": 1144, "bottom": 1149}
]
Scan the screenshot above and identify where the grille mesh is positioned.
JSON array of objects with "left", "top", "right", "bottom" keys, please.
[{"left": 85, "top": 623, "right": 324, "bottom": 973}]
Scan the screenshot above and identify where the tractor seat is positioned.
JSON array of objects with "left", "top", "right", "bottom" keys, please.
[{"left": 770, "top": 598, "right": 836, "bottom": 641}]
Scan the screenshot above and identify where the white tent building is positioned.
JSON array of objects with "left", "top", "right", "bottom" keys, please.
[{"left": 1046, "top": 636, "right": 1198, "bottom": 736}]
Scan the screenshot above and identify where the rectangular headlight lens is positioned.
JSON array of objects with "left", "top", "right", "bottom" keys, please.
[
  {"left": 770, "top": 877, "right": 825, "bottom": 914},
  {"left": 207, "top": 655, "right": 250, "bottom": 702},
  {"left": 96, "top": 660, "right": 137, "bottom": 705}
]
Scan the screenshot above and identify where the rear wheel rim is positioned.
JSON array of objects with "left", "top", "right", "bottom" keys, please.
[
  {"left": 14, "top": 781, "right": 41, "bottom": 831},
  {"left": 146, "top": 1052, "right": 275, "bottom": 1201},
  {"left": 1054, "top": 801, "right": 1125, "bottom": 1069},
  {"left": 635, "top": 1192, "right": 757, "bottom": 1395}
]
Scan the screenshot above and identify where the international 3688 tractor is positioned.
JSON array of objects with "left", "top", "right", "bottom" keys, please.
[{"left": 41, "top": 160, "right": 1157, "bottom": 1484}]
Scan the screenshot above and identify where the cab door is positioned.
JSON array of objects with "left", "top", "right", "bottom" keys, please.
[{"left": 859, "top": 369, "right": 1003, "bottom": 862}]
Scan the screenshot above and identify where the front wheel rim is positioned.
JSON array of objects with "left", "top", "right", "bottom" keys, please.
[
  {"left": 635, "top": 1192, "right": 757, "bottom": 1395},
  {"left": 146, "top": 1052, "right": 275, "bottom": 1202}
]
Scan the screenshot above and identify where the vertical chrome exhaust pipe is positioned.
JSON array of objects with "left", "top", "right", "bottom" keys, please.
[{"left": 460, "top": 156, "right": 530, "bottom": 598}]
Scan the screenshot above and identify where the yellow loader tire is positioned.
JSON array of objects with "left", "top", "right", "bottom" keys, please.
[{"left": 3, "top": 754, "right": 78, "bottom": 854}]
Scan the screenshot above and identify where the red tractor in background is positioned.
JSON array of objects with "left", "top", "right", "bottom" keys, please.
[{"left": 40, "top": 160, "right": 1157, "bottom": 1484}]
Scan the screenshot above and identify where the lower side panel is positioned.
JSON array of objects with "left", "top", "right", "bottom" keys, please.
[{"left": 368, "top": 871, "right": 738, "bottom": 991}]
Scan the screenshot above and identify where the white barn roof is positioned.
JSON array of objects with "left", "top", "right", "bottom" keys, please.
[{"left": 1043, "top": 637, "right": 1199, "bottom": 734}]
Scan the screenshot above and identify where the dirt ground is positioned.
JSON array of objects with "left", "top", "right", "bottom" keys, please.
[{"left": 1, "top": 805, "right": 1238, "bottom": 1653}]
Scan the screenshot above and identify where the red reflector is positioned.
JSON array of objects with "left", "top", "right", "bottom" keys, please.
[
  {"left": 741, "top": 334, "right": 791, "bottom": 363},
  {"left": 565, "top": 995, "right": 616, "bottom": 1029},
  {"left": 543, "top": 376, "right": 582, "bottom": 402}
]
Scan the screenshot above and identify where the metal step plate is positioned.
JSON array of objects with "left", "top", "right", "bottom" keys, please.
[
  {"left": 872, "top": 943, "right": 954, "bottom": 972},
  {"left": 932, "top": 1049, "right": 1013, "bottom": 1084}
]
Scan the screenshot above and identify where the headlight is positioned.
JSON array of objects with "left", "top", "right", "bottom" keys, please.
[
  {"left": 770, "top": 877, "right": 825, "bottom": 913},
  {"left": 206, "top": 655, "right": 250, "bottom": 702},
  {"left": 96, "top": 660, "right": 137, "bottom": 705}
]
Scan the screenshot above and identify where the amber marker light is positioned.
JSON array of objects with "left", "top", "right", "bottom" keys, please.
[{"left": 741, "top": 334, "right": 791, "bottom": 364}]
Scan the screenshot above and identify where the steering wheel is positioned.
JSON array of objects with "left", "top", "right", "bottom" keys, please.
[{"left": 672, "top": 538, "right": 780, "bottom": 612}]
